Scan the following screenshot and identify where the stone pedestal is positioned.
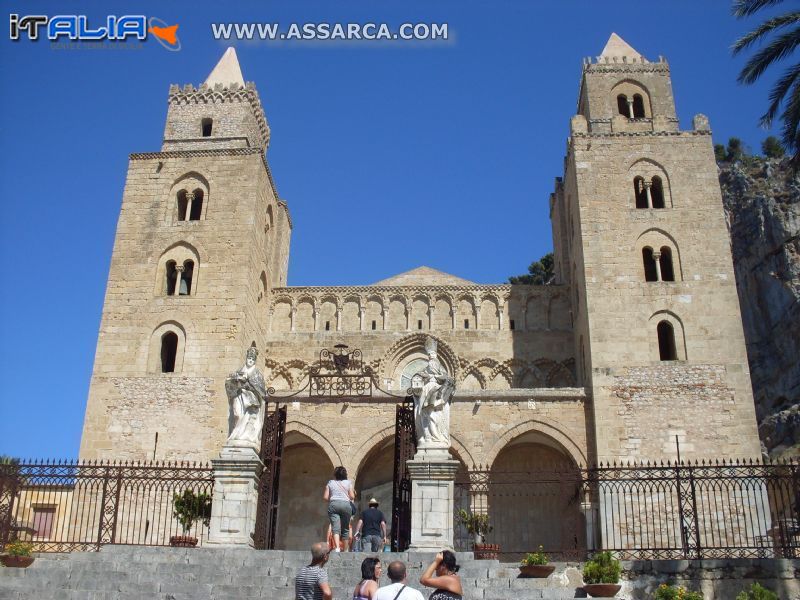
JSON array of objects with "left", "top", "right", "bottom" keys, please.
[
  {"left": 406, "top": 446, "right": 460, "bottom": 552},
  {"left": 206, "top": 445, "right": 262, "bottom": 547}
]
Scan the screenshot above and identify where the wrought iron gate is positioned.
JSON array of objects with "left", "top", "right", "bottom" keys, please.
[
  {"left": 253, "top": 405, "right": 286, "bottom": 550},
  {"left": 391, "top": 397, "right": 416, "bottom": 551}
]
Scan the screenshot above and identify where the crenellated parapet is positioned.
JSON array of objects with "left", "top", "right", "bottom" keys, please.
[{"left": 167, "top": 82, "right": 270, "bottom": 150}]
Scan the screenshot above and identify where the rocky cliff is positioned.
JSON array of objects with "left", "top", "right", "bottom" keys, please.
[{"left": 719, "top": 157, "right": 800, "bottom": 459}]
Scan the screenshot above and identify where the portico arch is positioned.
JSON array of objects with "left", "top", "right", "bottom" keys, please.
[
  {"left": 274, "top": 431, "right": 335, "bottom": 550},
  {"left": 485, "top": 419, "right": 587, "bottom": 468}
]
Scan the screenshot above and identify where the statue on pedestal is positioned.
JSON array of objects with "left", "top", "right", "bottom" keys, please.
[
  {"left": 413, "top": 337, "right": 455, "bottom": 447},
  {"left": 224, "top": 346, "right": 267, "bottom": 449}
]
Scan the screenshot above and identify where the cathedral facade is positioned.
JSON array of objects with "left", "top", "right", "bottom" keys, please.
[{"left": 79, "top": 36, "right": 762, "bottom": 550}]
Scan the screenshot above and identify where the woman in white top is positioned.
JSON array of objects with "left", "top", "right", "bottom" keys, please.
[{"left": 323, "top": 465, "right": 355, "bottom": 552}]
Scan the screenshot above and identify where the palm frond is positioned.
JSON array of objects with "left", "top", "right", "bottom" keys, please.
[
  {"left": 733, "top": 0, "right": 787, "bottom": 18},
  {"left": 738, "top": 25, "right": 800, "bottom": 84},
  {"left": 732, "top": 12, "right": 800, "bottom": 54},
  {"left": 779, "top": 79, "right": 800, "bottom": 159},
  {"left": 760, "top": 62, "right": 800, "bottom": 126}
]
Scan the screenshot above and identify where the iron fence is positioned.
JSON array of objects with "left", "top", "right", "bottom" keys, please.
[
  {"left": 0, "top": 460, "right": 213, "bottom": 552},
  {"left": 455, "top": 459, "right": 799, "bottom": 561}
]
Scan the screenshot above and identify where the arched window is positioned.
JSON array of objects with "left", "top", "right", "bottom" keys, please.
[
  {"left": 179, "top": 260, "right": 194, "bottom": 295},
  {"left": 160, "top": 332, "right": 178, "bottom": 372},
  {"left": 201, "top": 118, "right": 213, "bottom": 137},
  {"left": 657, "top": 321, "right": 677, "bottom": 361},
  {"left": 617, "top": 94, "right": 629, "bottom": 117},
  {"left": 642, "top": 247, "right": 658, "bottom": 282},
  {"left": 632, "top": 94, "right": 645, "bottom": 118},
  {"left": 651, "top": 176, "right": 665, "bottom": 209},
  {"left": 634, "top": 177, "right": 648, "bottom": 209},
  {"left": 659, "top": 247, "right": 675, "bottom": 282},
  {"left": 189, "top": 189, "right": 204, "bottom": 221},
  {"left": 177, "top": 191, "right": 189, "bottom": 221},
  {"left": 165, "top": 260, "right": 178, "bottom": 295}
]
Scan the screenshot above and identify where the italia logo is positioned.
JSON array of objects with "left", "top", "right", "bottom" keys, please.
[{"left": 9, "top": 14, "right": 181, "bottom": 50}]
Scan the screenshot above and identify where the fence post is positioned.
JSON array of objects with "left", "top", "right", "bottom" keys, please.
[{"left": 0, "top": 464, "right": 20, "bottom": 547}]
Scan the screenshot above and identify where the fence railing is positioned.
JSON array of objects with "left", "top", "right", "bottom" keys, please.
[
  {"left": 455, "top": 459, "right": 799, "bottom": 561},
  {"left": 0, "top": 460, "right": 213, "bottom": 552}
]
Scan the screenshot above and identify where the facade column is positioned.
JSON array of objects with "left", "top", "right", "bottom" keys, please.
[
  {"left": 359, "top": 307, "right": 366, "bottom": 331},
  {"left": 406, "top": 307, "right": 411, "bottom": 331},
  {"left": 644, "top": 181, "right": 653, "bottom": 209},
  {"left": 429, "top": 306, "right": 435, "bottom": 330},
  {"left": 184, "top": 191, "right": 195, "bottom": 220},
  {"left": 382, "top": 307, "right": 388, "bottom": 331},
  {"left": 498, "top": 303, "right": 505, "bottom": 330},
  {"left": 313, "top": 308, "right": 320, "bottom": 331},
  {"left": 290, "top": 307, "right": 296, "bottom": 332},
  {"left": 451, "top": 307, "right": 457, "bottom": 330},
  {"left": 267, "top": 308, "right": 274, "bottom": 333},
  {"left": 336, "top": 307, "right": 342, "bottom": 331},
  {"left": 626, "top": 99, "right": 634, "bottom": 119},
  {"left": 652, "top": 250, "right": 663, "bottom": 282}
]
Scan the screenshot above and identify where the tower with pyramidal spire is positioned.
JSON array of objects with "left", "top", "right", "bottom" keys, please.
[
  {"left": 79, "top": 48, "right": 292, "bottom": 459},
  {"left": 549, "top": 33, "right": 761, "bottom": 461}
]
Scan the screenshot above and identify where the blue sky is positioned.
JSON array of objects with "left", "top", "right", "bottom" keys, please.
[{"left": 0, "top": 1, "right": 787, "bottom": 458}]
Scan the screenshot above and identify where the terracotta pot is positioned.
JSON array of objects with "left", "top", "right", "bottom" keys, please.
[
  {"left": 169, "top": 535, "right": 198, "bottom": 548},
  {"left": 519, "top": 564, "right": 555, "bottom": 578},
  {"left": 583, "top": 583, "right": 621, "bottom": 597},
  {"left": 0, "top": 555, "right": 34, "bottom": 568},
  {"left": 473, "top": 543, "right": 499, "bottom": 560}
]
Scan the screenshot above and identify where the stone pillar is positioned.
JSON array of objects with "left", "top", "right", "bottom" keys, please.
[
  {"left": 207, "top": 445, "right": 263, "bottom": 547},
  {"left": 644, "top": 181, "right": 653, "bottom": 209},
  {"left": 359, "top": 307, "right": 366, "bottom": 331},
  {"left": 406, "top": 447, "right": 460, "bottom": 552},
  {"left": 652, "top": 250, "right": 663, "bottom": 282},
  {"left": 290, "top": 307, "right": 296, "bottom": 332},
  {"left": 336, "top": 307, "right": 342, "bottom": 331}
]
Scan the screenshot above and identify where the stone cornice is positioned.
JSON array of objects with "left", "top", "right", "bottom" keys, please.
[
  {"left": 271, "top": 283, "right": 567, "bottom": 300},
  {"left": 572, "top": 129, "right": 712, "bottom": 139}
]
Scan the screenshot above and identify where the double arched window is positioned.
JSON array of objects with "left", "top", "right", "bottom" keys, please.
[
  {"left": 165, "top": 259, "right": 195, "bottom": 295},
  {"left": 633, "top": 176, "right": 666, "bottom": 209},
  {"left": 157, "top": 242, "right": 201, "bottom": 297},
  {"left": 642, "top": 246, "right": 675, "bottom": 282},
  {"left": 176, "top": 189, "right": 205, "bottom": 221},
  {"left": 169, "top": 173, "right": 209, "bottom": 223},
  {"left": 616, "top": 93, "right": 646, "bottom": 118}
]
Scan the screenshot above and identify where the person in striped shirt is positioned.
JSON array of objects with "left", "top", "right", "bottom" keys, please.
[{"left": 295, "top": 542, "right": 333, "bottom": 600}]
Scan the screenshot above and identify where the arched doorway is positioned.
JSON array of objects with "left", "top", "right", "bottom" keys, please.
[
  {"left": 274, "top": 432, "right": 334, "bottom": 550},
  {"left": 354, "top": 439, "right": 394, "bottom": 514},
  {"left": 487, "top": 432, "right": 585, "bottom": 559}
]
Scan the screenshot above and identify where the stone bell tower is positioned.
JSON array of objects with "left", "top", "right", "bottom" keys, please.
[
  {"left": 79, "top": 48, "right": 291, "bottom": 461},
  {"left": 551, "top": 34, "right": 761, "bottom": 463}
]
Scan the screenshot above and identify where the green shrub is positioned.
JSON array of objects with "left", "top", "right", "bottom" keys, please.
[
  {"left": 735, "top": 583, "right": 778, "bottom": 600},
  {"left": 521, "top": 546, "right": 549, "bottom": 566},
  {"left": 172, "top": 489, "right": 212, "bottom": 534},
  {"left": 582, "top": 551, "right": 621, "bottom": 584},
  {"left": 654, "top": 583, "right": 703, "bottom": 600},
  {"left": 761, "top": 136, "right": 785, "bottom": 159},
  {"left": 3, "top": 541, "right": 33, "bottom": 557}
]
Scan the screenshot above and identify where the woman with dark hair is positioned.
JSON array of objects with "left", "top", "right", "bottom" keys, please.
[
  {"left": 323, "top": 465, "right": 355, "bottom": 552},
  {"left": 419, "top": 551, "right": 463, "bottom": 599},
  {"left": 352, "top": 557, "right": 381, "bottom": 600}
]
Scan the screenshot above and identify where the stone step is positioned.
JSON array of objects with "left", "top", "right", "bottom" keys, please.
[{"left": 0, "top": 548, "right": 619, "bottom": 600}]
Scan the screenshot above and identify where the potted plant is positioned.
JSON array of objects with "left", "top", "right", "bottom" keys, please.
[
  {"left": 455, "top": 509, "right": 498, "bottom": 559},
  {"left": 519, "top": 545, "right": 555, "bottom": 578},
  {"left": 170, "top": 489, "right": 212, "bottom": 548},
  {"left": 582, "top": 551, "right": 621, "bottom": 597},
  {"left": 1, "top": 541, "right": 34, "bottom": 568}
]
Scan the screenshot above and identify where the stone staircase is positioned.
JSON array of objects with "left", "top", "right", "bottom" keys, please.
[{"left": 0, "top": 546, "right": 617, "bottom": 600}]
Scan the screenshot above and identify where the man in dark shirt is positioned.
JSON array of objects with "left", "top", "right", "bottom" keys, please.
[{"left": 355, "top": 497, "right": 387, "bottom": 552}]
